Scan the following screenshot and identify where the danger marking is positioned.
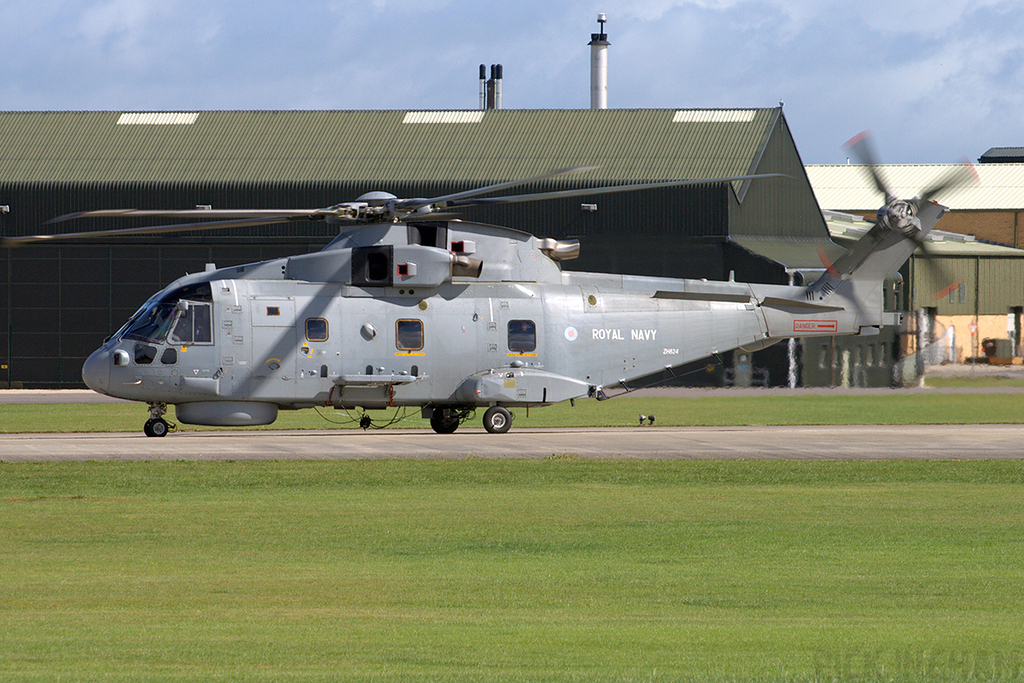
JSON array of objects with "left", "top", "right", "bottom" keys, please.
[{"left": 794, "top": 320, "right": 838, "bottom": 333}]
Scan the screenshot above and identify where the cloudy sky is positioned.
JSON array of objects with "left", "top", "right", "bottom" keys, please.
[{"left": 2, "top": 0, "right": 1021, "bottom": 164}]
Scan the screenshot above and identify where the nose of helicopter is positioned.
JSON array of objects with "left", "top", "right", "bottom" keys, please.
[{"left": 81, "top": 347, "right": 111, "bottom": 395}]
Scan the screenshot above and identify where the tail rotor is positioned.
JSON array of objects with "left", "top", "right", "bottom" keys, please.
[{"left": 843, "top": 131, "right": 978, "bottom": 299}]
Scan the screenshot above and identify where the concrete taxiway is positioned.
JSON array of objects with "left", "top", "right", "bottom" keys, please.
[
  {"left": 4, "top": 369, "right": 1024, "bottom": 462},
  {"left": 1, "top": 424, "right": 1023, "bottom": 462}
]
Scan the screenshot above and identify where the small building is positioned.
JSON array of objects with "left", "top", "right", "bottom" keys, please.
[
  {"left": 806, "top": 163, "right": 1024, "bottom": 248},
  {"left": 807, "top": 164, "right": 1024, "bottom": 366},
  {"left": 980, "top": 148, "right": 1024, "bottom": 164}
]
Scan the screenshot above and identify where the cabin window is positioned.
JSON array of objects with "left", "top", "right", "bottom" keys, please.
[
  {"left": 170, "top": 303, "right": 213, "bottom": 345},
  {"left": 306, "top": 318, "right": 329, "bottom": 342},
  {"left": 508, "top": 320, "right": 536, "bottom": 353},
  {"left": 161, "top": 348, "right": 177, "bottom": 365},
  {"left": 396, "top": 319, "right": 424, "bottom": 351}
]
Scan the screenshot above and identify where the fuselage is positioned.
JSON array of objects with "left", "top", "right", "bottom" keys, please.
[{"left": 81, "top": 267, "right": 775, "bottom": 423}]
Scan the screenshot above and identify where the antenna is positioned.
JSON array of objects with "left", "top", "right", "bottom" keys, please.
[{"left": 589, "top": 14, "right": 610, "bottom": 110}]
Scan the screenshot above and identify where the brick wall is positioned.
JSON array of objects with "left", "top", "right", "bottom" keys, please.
[
  {"left": 840, "top": 210, "right": 1024, "bottom": 248},
  {"left": 937, "top": 211, "right": 1023, "bottom": 247}
]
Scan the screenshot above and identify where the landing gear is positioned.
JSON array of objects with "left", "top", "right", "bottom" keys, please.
[
  {"left": 429, "top": 407, "right": 462, "bottom": 434},
  {"left": 144, "top": 418, "right": 169, "bottom": 438},
  {"left": 144, "top": 402, "right": 172, "bottom": 437},
  {"left": 427, "top": 405, "right": 513, "bottom": 434},
  {"left": 482, "top": 406, "right": 512, "bottom": 434}
]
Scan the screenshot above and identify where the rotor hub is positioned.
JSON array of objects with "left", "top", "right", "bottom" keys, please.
[
  {"left": 878, "top": 199, "right": 921, "bottom": 237},
  {"left": 355, "top": 191, "right": 399, "bottom": 206}
]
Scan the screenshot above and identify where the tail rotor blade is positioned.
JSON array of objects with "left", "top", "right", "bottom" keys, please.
[
  {"left": 917, "top": 160, "right": 980, "bottom": 206},
  {"left": 911, "top": 234, "right": 963, "bottom": 302},
  {"left": 844, "top": 131, "right": 895, "bottom": 204}
]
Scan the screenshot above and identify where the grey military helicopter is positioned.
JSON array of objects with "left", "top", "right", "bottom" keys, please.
[{"left": 3, "top": 139, "right": 968, "bottom": 436}]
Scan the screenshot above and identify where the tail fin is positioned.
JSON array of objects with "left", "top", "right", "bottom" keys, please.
[
  {"left": 806, "top": 201, "right": 945, "bottom": 329},
  {"left": 757, "top": 201, "right": 945, "bottom": 339}
]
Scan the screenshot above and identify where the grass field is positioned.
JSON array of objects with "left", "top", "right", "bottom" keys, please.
[
  {"left": 4, "top": 389, "right": 1024, "bottom": 681},
  {"left": 924, "top": 376, "right": 1024, "bottom": 389},
  {"left": 3, "top": 460, "right": 1024, "bottom": 682},
  {"left": 4, "top": 391, "right": 1024, "bottom": 433}
]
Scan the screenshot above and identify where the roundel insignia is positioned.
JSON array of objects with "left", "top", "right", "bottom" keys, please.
[{"left": 564, "top": 326, "right": 579, "bottom": 342}]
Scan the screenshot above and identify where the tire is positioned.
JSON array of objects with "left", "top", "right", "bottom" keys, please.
[
  {"left": 482, "top": 406, "right": 512, "bottom": 434},
  {"left": 145, "top": 418, "right": 169, "bottom": 437},
  {"left": 429, "top": 407, "right": 460, "bottom": 434}
]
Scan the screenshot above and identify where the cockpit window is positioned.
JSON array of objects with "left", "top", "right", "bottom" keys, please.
[
  {"left": 120, "top": 282, "right": 213, "bottom": 344},
  {"left": 170, "top": 303, "right": 213, "bottom": 344},
  {"left": 172, "top": 283, "right": 213, "bottom": 303},
  {"left": 122, "top": 303, "right": 177, "bottom": 343}
]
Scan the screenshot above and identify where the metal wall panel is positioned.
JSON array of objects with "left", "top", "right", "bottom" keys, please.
[
  {"left": 979, "top": 258, "right": 1024, "bottom": 312},
  {"left": 910, "top": 256, "right": 977, "bottom": 315},
  {"left": 1, "top": 239, "right": 333, "bottom": 388},
  {"left": 730, "top": 114, "right": 831, "bottom": 239},
  {"left": 0, "top": 107, "right": 865, "bottom": 387}
]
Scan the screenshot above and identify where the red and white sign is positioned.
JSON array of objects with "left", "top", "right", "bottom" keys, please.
[
  {"left": 969, "top": 323, "right": 978, "bottom": 335},
  {"left": 794, "top": 320, "right": 839, "bottom": 333}
]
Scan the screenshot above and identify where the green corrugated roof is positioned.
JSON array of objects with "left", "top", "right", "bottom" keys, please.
[
  {"left": 0, "top": 108, "right": 779, "bottom": 184},
  {"left": 730, "top": 235, "right": 844, "bottom": 270}
]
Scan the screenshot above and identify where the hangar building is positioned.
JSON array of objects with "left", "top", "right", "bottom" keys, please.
[{"left": 2, "top": 107, "right": 842, "bottom": 388}]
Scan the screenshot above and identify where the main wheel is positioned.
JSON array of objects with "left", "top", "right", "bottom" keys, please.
[
  {"left": 482, "top": 406, "right": 512, "bottom": 434},
  {"left": 429, "top": 407, "right": 460, "bottom": 434},
  {"left": 144, "top": 418, "right": 169, "bottom": 437}
]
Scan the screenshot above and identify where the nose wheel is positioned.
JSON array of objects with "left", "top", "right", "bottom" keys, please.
[
  {"left": 144, "top": 418, "right": 170, "bottom": 437},
  {"left": 144, "top": 402, "right": 173, "bottom": 437}
]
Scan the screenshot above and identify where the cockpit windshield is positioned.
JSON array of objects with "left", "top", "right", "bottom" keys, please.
[
  {"left": 119, "top": 282, "right": 213, "bottom": 344},
  {"left": 122, "top": 302, "right": 178, "bottom": 343}
]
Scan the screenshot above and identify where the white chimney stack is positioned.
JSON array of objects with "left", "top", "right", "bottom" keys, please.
[{"left": 589, "top": 13, "right": 609, "bottom": 110}]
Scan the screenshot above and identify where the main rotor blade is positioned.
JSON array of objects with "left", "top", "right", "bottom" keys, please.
[
  {"left": 2, "top": 215, "right": 305, "bottom": 247},
  {"left": 47, "top": 208, "right": 325, "bottom": 225},
  {"left": 396, "top": 165, "right": 601, "bottom": 212},
  {"left": 444, "top": 173, "right": 792, "bottom": 208},
  {"left": 905, "top": 228, "right": 967, "bottom": 305}
]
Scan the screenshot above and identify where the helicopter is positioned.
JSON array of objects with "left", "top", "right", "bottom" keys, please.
[{"left": 1, "top": 140, "right": 969, "bottom": 436}]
